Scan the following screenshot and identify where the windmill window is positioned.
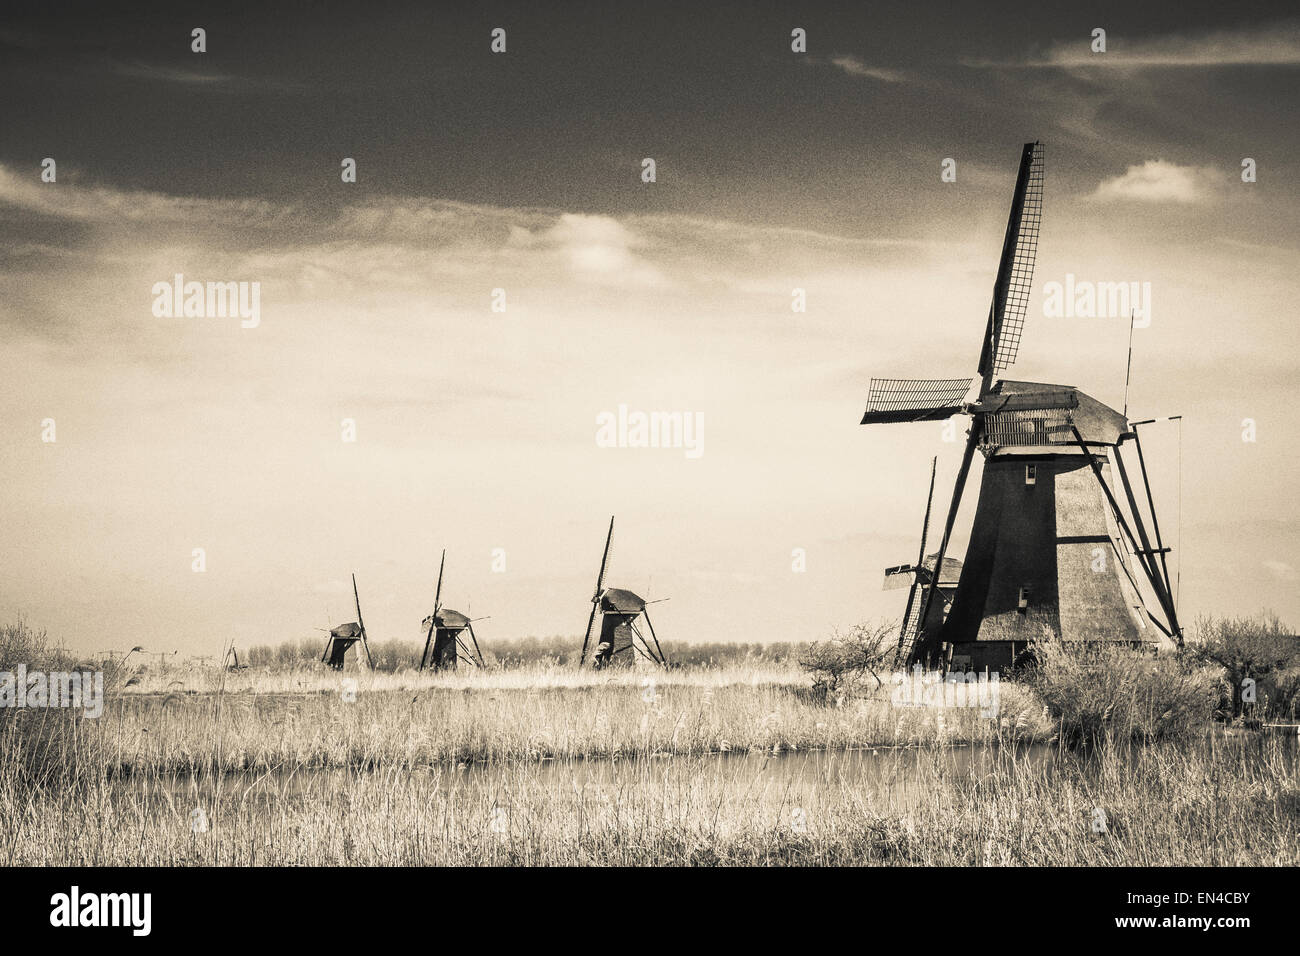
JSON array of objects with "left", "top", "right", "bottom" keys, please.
[
  {"left": 1025, "top": 464, "right": 1037, "bottom": 485},
  {"left": 1018, "top": 586, "right": 1030, "bottom": 611}
]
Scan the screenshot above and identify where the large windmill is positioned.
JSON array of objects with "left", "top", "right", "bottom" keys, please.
[
  {"left": 320, "top": 573, "right": 375, "bottom": 670},
  {"left": 577, "top": 517, "right": 669, "bottom": 669},
  {"left": 419, "top": 550, "right": 487, "bottom": 671},
  {"left": 861, "top": 141, "right": 1182, "bottom": 671}
]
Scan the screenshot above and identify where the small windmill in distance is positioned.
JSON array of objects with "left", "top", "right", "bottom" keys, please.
[
  {"left": 419, "top": 549, "right": 487, "bottom": 670},
  {"left": 319, "top": 573, "right": 374, "bottom": 670},
  {"left": 577, "top": 516, "right": 669, "bottom": 669}
]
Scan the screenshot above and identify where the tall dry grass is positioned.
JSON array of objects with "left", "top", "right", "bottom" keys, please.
[
  {"left": 2, "top": 734, "right": 1294, "bottom": 866},
  {"left": 0, "top": 619, "right": 127, "bottom": 792},
  {"left": 6, "top": 619, "right": 1294, "bottom": 867},
  {"left": 42, "top": 672, "right": 1050, "bottom": 776}
]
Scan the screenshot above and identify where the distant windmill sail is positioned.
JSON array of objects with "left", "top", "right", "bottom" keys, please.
[
  {"left": 578, "top": 516, "right": 615, "bottom": 669},
  {"left": 352, "top": 573, "right": 374, "bottom": 669},
  {"left": 894, "top": 456, "right": 937, "bottom": 664},
  {"left": 420, "top": 549, "right": 447, "bottom": 671}
]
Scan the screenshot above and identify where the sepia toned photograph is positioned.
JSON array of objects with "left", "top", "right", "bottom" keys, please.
[{"left": 1, "top": 0, "right": 1296, "bottom": 935}]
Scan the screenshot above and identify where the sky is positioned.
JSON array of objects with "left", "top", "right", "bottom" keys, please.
[{"left": 1, "top": 1, "right": 1298, "bottom": 657}]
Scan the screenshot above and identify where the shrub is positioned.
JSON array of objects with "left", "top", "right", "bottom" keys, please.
[
  {"left": 0, "top": 618, "right": 109, "bottom": 792},
  {"left": 1189, "top": 614, "right": 1300, "bottom": 719},
  {"left": 1027, "top": 634, "right": 1217, "bottom": 744},
  {"left": 798, "top": 622, "right": 894, "bottom": 700}
]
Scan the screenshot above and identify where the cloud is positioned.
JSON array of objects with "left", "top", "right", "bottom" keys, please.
[
  {"left": 111, "top": 60, "right": 234, "bottom": 86},
  {"left": 513, "top": 213, "right": 670, "bottom": 288},
  {"left": 826, "top": 55, "right": 907, "bottom": 83},
  {"left": 1091, "top": 160, "right": 1221, "bottom": 203},
  {"left": 971, "top": 20, "right": 1300, "bottom": 68},
  {"left": 0, "top": 163, "right": 284, "bottom": 229},
  {"left": 107, "top": 59, "right": 310, "bottom": 93}
]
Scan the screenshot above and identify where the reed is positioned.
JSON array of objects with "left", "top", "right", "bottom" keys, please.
[
  {"left": 6, "top": 620, "right": 1291, "bottom": 867},
  {"left": 2, "top": 734, "right": 1294, "bottom": 866}
]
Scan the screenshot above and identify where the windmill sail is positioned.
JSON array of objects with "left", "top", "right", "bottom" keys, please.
[
  {"left": 882, "top": 564, "right": 917, "bottom": 589},
  {"left": 578, "top": 516, "right": 615, "bottom": 668},
  {"left": 350, "top": 573, "right": 374, "bottom": 669},
  {"left": 979, "top": 141, "right": 1044, "bottom": 387},
  {"left": 860, "top": 378, "right": 974, "bottom": 424},
  {"left": 419, "top": 550, "right": 448, "bottom": 671},
  {"left": 910, "top": 419, "right": 982, "bottom": 662},
  {"left": 434, "top": 549, "right": 446, "bottom": 616},
  {"left": 895, "top": 457, "right": 937, "bottom": 662},
  {"left": 900, "top": 585, "right": 927, "bottom": 649}
]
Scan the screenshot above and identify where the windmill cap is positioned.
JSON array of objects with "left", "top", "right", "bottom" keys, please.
[
  {"left": 985, "top": 380, "right": 1129, "bottom": 447},
  {"left": 923, "top": 554, "right": 964, "bottom": 586},
  {"left": 599, "top": 588, "right": 646, "bottom": 613},
  {"left": 434, "top": 608, "right": 471, "bottom": 628},
  {"left": 423, "top": 609, "right": 471, "bottom": 628},
  {"left": 329, "top": 623, "right": 362, "bottom": 639}
]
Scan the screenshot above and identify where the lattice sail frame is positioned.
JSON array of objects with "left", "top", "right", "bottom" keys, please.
[
  {"left": 982, "top": 407, "right": 1074, "bottom": 447},
  {"left": 901, "top": 582, "right": 927, "bottom": 640},
  {"left": 991, "top": 143, "right": 1044, "bottom": 374},
  {"left": 862, "top": 377, "right": 974, "bottom": 422}
]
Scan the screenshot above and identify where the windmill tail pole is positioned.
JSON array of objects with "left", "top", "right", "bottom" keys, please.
[
  {"left": 1070, "top": 425, "right": 1179, "bottom": 641},
  {"left": 642, "top": 607, "right": 668, "bottom": 666},
  {"left": 467, "top": 623, "right": 486, "bottom": 667},
  {"left": 1130, "top": 421, "right": 1183, "bottom": 644}
]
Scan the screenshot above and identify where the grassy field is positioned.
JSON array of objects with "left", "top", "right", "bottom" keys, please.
[
  {"left": 3, "top": 728, "right": 1295, "bottom": 866},
  {"left": 3, "top": 620, "right": 1297, "bottom": 866},
  {"left": 22, "top": 663, "right": 1052, "bottom": 774}
]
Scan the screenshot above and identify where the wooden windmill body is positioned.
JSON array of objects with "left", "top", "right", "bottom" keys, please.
[
  {"left": 862, "top": 142, "right": 1182, "bottom": 671},
  {"left": 320, "top": 573, "right": 374, "bottom": 670},
  {"left": 419, "top": 550, "right": 486, "bottom": 671},
  {"left": 578, "top": 517, "right": 668, "bottom": 669}
]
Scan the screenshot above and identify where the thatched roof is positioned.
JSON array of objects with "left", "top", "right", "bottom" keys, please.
[
  {"left": 923, "top": 553, "right": 964, "bottom": 586},
  {"left": 599, "top": 588, "right": 646, "bottom": 613},
  {"left": 434, "top": 608, "right": 471, "bottom": 629}
]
